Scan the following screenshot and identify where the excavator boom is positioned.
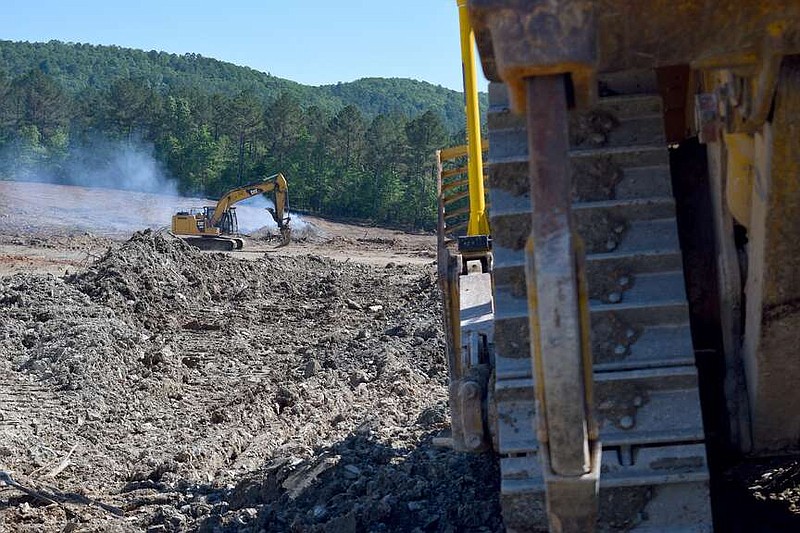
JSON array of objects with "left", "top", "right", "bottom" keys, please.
[
  {"left": 171, "top": 172, "right": 291, "bottom": 250},
  {"left": 209, "top": 172, "right": 290, "bottom": 231}
]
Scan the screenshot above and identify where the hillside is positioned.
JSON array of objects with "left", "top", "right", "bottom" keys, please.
[
  {"left": 0, "top": 39, "right": 483, "bottom": 132},
  {"left": 0, "top": 39, "right": 489, "bottom": 229}
]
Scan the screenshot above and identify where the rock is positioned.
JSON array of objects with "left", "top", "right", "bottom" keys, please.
[
  {"left": 313, "top": 504, "right": 328, "bottom": 520},
  {"left": 349, "top": 371, "right": 370, "bottom": 387},
  {"left": 322, "top": 510, "right": 357, "bottom": 533},
  {"left": 345, "top": 298, "right": 363, "bottom": 310},
  {"left": 343, "top": 464, "right": 362, "bottom": 479},
  {"left": 304, "top": 359, "right": 322, "bottom": 378},
  {"left": 236, "top": 507, "right": 258, "bottom": 525}
]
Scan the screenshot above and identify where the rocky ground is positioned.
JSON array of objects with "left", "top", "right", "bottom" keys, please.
[
  {"left": 0, "top": 180, "right": 798, "bottom": 532},
  {"left": 0, "top": 229, "right": 500, "bottom": 533},
  {"left": 0, "top": 181, "right": 500, "bottom": 532}
]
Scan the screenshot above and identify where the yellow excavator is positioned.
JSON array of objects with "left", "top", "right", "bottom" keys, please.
[
  {"left": 440, "top": 1, "right": 800, "bottom": 531},
  {"left": 171, "top": 172, "right": 291, "bottom": 251}
]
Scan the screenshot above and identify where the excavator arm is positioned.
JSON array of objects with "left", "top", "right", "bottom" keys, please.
[{"left": 210, "top": 172, "right": 291, "bottom": 245}]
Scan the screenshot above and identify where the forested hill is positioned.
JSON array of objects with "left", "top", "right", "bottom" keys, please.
[
  {"left": 0, "top": 39, "right": 484, "bottom": 229},
  {"left": 0, "top": 40, "right": 475, "bottom": 132}
]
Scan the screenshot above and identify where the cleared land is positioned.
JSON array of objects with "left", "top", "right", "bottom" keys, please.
[{"left": 0, "top": 180, "right": 798, "bottom": 532}]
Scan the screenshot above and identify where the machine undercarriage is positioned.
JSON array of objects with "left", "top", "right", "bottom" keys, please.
[{"left": 439, "top": 1, "right": 800, "bottom": 530}]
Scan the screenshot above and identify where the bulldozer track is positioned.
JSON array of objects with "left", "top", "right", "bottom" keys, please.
[
  {"left": 486, "top": 74, "right": 711, "bottom": 531},
  {"left": 0, "top": 363, "right": 65, "bottom": 430}
]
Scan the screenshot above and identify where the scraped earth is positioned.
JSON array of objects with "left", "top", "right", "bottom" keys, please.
[
  {"left": 0, "top": 181, "right": 500, "bottom": 532},
  {"left": 1, "top": 180, "right": 799, "bottom": 532}
]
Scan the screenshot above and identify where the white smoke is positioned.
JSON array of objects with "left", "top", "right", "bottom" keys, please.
[
  {"left": 64, "top": 138, "right": 179, "bottom": 196},
  {"left": 232, "top": 193, "right": 310, "bottom": 235},
  {"left": 1, "top": 136, "right": 178, "bottom": 197},
  {"left": 0, "top": 135, "right": 314, "bottom": 238}
]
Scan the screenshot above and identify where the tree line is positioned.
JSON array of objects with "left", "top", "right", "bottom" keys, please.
[{"left": 0, "top": 68, "right": 461, "bottom": 229}]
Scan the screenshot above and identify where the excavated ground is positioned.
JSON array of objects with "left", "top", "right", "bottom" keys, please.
[
  {"left": 0, "top": 230, "right": 501, "bottom": 532},
  {"left": 0, "top": 180, "right": 799, "bottom": 532}
]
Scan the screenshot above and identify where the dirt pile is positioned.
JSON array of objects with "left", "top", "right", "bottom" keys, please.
[{"left": 0, "top": 230, "right": 501, "bottom": 532}]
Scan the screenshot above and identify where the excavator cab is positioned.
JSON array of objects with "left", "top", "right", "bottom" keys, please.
[{"left": 213, "top": 206, "right": 239, "bottom": 236}]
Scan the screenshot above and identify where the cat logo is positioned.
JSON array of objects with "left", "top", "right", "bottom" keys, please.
[{"left": 247, "top": 188, "right": 260, "bottom": 195}]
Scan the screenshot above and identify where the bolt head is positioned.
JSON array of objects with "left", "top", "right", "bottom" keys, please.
[
  {"left": 619, "top": 415, "right": 635, "bottom": 429},
  {"left": 614, "top": 344, "right": 627, "bottom": 356},
  {"left": 607, "top": 292, "right": 622, "bottom": 303}
]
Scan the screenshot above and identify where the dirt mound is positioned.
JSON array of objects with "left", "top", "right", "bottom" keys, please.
[
  {"left": 0, "top": 230, "right": 501, "bottom": 532},
  {"left": 249, "top": 217, "right": 324, "bottom": 244}
]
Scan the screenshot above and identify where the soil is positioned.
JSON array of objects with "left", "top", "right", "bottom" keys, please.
[
  {"left": 0, "top": 180, "right": 798, "bottom": 532},
  {"left": 0, "top": 181, "right": 500, "bottom": 533}
]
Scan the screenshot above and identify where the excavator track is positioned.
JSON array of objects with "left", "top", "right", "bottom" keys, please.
[
  {"left": 180, "top": 236, "right": 237, "bottom": 252},
  {"left": 486, "top": 73, "right": 711, "bottom": 531}
]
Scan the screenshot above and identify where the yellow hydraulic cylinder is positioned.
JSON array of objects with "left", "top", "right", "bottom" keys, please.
[{"left": 457, "top": 0, "right": 489, "bottom": 236}]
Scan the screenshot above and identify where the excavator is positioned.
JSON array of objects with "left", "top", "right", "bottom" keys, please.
[
  {"left": 439, "top": 1, "right": 800, "bottom": 531},
  {"left": 171, "top": 172, "right": 291, "bottom": 251}
]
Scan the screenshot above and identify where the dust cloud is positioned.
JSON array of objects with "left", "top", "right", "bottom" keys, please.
[
  {"left": 1, "top": 137, "right": 178, "bottom": 196},
  {"left": 0, "top": 138, "right": 306, "bottom": 237}
]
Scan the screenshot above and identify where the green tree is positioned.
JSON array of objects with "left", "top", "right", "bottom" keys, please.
[
  {"left": 263, "top": 92, "right": 304, "bottom": 169},
  {"left": 365, "top": 113, "right": 407, "bottom": 219},
  {"left": 327, "top": 104, "right": 366, "bottom": 172},
  {"left": 402, "top": 110, "right": 448, "bottom": 228},
  {"left": 11, "top": 69, "right": 70, "bottom": 141},
  {"left": 103, "top": 77, "right": 160, "bottom": 139},
  {"left": 226, "top": 90, "right": 263, "bottom": 185}
]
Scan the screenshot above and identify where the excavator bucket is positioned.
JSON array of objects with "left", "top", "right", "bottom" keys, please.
[{"left": 278, "top": 226, "right": 292, "bottom": 247}]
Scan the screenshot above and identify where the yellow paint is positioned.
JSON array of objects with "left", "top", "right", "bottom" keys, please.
[
  {"left": 171, "top": 173, "right": 290, "bottom": 237},
  {"left": 171, "top": 213, "right": 219, "bottom": 236},
  {"left": 724, "top": 133, "right": 755, "bottom": 227},
  {"left": 457, "top": 0, "right": 490, "bottom": 236},
  {"left": 439, "top": 139, "right": 489, "bottom": 161}
]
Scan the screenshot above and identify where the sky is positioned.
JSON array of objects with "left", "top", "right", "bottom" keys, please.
[{"left": 1, "top": 0, "right": 489, "bottom": 92}]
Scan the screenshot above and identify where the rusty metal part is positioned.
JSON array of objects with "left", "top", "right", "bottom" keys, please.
[
  {"left": 437, "top": 168, "right": 494, "bottom": 453},
  {"left": 524, "top": 74, "right": 600, "bottom": 531},
  {"left": 738, "top": 57, "right": 800, "bottom": 453},
  {"left": 469, "top": 0, "right": 597, "bottom": 110},
  {"left": 459, "top": 377, "right": 488, "bottom": 451},
  {"left": 694, "top": 92, "right": 720, "bottom": 144},
  {"left": 469, "top": 1, "right": 800, "bottom": 113},
  {"left": 525, "top": 75, "right": 595, "bottom": 476}
]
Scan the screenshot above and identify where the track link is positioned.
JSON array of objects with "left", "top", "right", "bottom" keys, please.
[
  {"left": 486, "top": 76, "right": 711, "bottom": 531},
  {"left": 180, "top": 236, "right": 237, "bottom": 252}
]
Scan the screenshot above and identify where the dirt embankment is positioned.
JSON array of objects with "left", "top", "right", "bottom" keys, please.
[{"left": 0, "top": 231, "right": 501, "bottom": 532}]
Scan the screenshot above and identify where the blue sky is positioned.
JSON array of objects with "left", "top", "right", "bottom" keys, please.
[{"left": 1, "top": 0, "right": 489, "bottom": 92}]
